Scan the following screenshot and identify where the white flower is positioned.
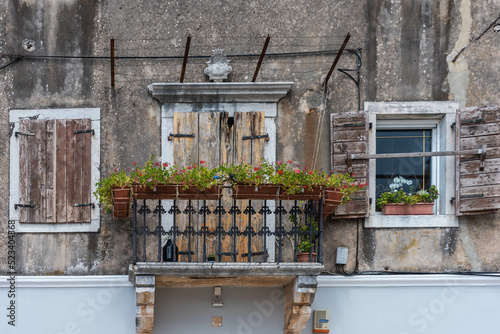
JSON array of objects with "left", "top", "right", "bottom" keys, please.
[{"left": 407, "top": 180, "right": 413, "bottom": 185}]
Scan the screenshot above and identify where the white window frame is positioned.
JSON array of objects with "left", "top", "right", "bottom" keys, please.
[
  {"left": 365, "top": 102, "right": 459, "bottom": 228},
  {"left": 9, "top": 108, "right": 101, "bottom": 233}
]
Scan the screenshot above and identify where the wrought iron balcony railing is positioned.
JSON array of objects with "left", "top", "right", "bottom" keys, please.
[{"left": 132, "top": 199, "right": 323, "bottom": 264}]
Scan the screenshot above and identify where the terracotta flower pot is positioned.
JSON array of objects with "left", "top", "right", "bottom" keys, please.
[
  {"left": 296, "top": 252, "right": 317, "bottom": 262},
  {"left": 382, "top": 203, "right": 434, "bottom": 215},
  {"left": 280, "top": 185, "right": 324, "bottom": 200},
  {"left": 232, "top": 185, "right": 281, "bottom": 200},
  {"left": 132, "top": 184, "right": 223, "bottom": 200},
  {"left": 112, "top": 186, "right": 131, "bottom": 219},
  {"left": 323, "top": 187, "right": 343, "bottom": 218}
]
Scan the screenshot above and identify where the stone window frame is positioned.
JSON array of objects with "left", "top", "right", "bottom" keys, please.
[
  {"left": 9, "top": 108, "right": 101, "bottom": 233},
  {"left": 365, "top": 101, "right": 459, "bottom": 228}
]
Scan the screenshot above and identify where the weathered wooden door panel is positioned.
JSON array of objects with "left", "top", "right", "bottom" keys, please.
[
  {"left": 172, "top": 111, "right": 266, "bottom": 262},
  {"left": 330, "top": 112, "right": 369, "bottom": 218},
  {"left": 456, "top": 105, "right": 500, "bottom": 215}
]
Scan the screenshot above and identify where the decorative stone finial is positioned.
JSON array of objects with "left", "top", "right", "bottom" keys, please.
[{"left": 204, "top": 49, "right": 232, "bottom": 82}]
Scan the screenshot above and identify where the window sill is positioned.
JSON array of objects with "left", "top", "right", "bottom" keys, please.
[{"left": 365, "top": 214, "right": 458, "bottom": 228}]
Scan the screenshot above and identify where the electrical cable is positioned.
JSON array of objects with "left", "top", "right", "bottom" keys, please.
[{"left": 0, "top": 56, "right": 23, "bottom": 69}]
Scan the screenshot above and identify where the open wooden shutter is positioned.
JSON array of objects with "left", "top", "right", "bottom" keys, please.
[
  {"left": 331, "top": 111, "right": 369, "bottom": 218},
  {"left": 456, "top": 105, "right": 500, "bottom": 216},
  {"left": 19, "top": 118, "right": 92, "bottom": 223}
]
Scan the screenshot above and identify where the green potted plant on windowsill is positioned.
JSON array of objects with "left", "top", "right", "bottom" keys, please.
[{"left": 376, "top": 176, "right": 439, "bottom": 215}]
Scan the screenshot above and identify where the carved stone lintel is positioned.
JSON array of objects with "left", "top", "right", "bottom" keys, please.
[
  {"left": 204, "top": 49, "right": 232, "bottom": 82},
  {"left": 284, "top": 275, "right": 318, "bottom": 334}
]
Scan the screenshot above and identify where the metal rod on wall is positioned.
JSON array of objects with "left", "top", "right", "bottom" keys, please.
[
  {"left": 180, "top": 35, "right": 191, "bottom": 83},
  {"left": 252, "top": 35, "right": 270, "bottom": 82},
  {"left": 324, "top": 32, "right": 351, "bottom": 85}
]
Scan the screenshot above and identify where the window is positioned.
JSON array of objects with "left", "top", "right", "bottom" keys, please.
[
  {"left": 376, "top": 129, "right": 433, "bottom": 199},
  {"left": 365, "top": 102, "right": 459, "bottom": 228},
  {"left": 10, "top": 109, "right": 100, "bottom": 232}
]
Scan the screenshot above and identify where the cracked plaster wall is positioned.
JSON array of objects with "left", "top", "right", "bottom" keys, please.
[{"left": 0, "top": 0, "right": 499, "bottom": 275}]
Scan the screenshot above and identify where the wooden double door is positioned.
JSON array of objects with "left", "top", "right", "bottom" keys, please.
[{"left": 171, "top": 111, "right": 272, "bottom": 262}]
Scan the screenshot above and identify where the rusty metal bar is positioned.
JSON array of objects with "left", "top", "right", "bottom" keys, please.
[
  {"left": 180, "top": 35, "right": 191, "bottom": 83},
  {"left": 252, "top": 35, "right": 270, "bottom": 82},
  {"left": 324, "top": 33, "right": 351, "bottom": 85},
  {"left": 110, "top": 39, "right": 115, "bottom": 88}
]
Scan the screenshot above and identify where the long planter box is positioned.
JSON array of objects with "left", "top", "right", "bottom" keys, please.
[
  {"left": 132, "top": 184, "right": 223, "bottom": 200},
  {"left": 232, "top": 185, "right": 324, "bottom": 200},
  {"left": 382, "top": 203, "right": 434, "bottom": 215}
]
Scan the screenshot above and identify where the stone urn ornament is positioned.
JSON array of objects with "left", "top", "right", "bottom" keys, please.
[{"left": 204, "top": 49, "right": 232, "bottom": 82}]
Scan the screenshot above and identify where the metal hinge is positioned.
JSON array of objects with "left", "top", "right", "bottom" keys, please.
[
  {"left": 242, "top": 134, "right": 269, "bottom": 141},
  {"left": 168, "top": 133, "right": 195, "bottom": 141},
  {"left": 74, "top": 129, "right": 95, "bottom": 135},
  {"left": 461, "top": 118, "right": 484, "bottom": 125},
  {"left": 15, "top": 131, "right": 35, "bottom": 137},
  {"left": 14, "top": 204, "right": 34, "bottom": 209},
  {"left": 460, "top": 194, "right": 484, "bottom": 199},
  {"left": 74, "top": 203, "right": 95, "bottom": 208}
]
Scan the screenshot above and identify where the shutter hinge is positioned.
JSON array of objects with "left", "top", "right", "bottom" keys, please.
[
  {"left": 451, "top": 122, "right": 456, "bottom": 129},
  {"left": 450, "top": 197, "right": 455, "bottom": 204},
  {"left": 74, "top": 129, "right": 95, "bottom": 135},
  {"left": 343, "top": 123, "right": 365, "bottom": 128},
  {"left": 242, "top": 134, "right": 269, "bottom": 141},
  {"left": 14, "top": 204, "right": 34, "bottom": 209},
  {"left": 74, "top": 203, "right": 95, "bottom": 208},
  {"left": 351, "top": 197, "right": 366, "bottom": 201},
  {"left": 460, "top": 194, "right": 484, "bottom": 199},
  {"left": 461, "top": 118, "right": 484, "bottom": 125},
  {"left": 15, "top": 131, "right": 35, "bottom": 137},
  {"left": 168, "top": 133, "right": 195, "bottom": 141}
]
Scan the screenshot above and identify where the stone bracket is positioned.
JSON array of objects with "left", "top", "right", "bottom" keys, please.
[
  {"left": 284, "top": 275, "right": 318, "bottom": 334},
  {"left": 135, "top": 275, "right": 155, "bottom": 334}
]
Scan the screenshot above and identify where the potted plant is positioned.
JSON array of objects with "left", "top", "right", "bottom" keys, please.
[
  {"left": 207, "top": 254, "right": 216, "bottom": 262},
  {"left": 131, "top": 156, "right": 224, "bottom": 200},
  {"left": 94, "top": 169, "right": 132, "bottom": 219},
  {"left": 228, "top": 160, "right": 327, "bottom": 200},
  {"left": 323, "top": 172, "right": 367, "bottom": 217},
  {"left": 290, "top": 215, "right": 318, "bottom": 262},
  {"left": 376, "top": 176, "right": 439, "bottom": 215}
]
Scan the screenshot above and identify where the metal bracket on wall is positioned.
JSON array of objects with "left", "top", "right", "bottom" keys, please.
[
  {"left": 168, "top": 133, "right": 195, "bottom": 141},
  {"left": 242, "top": 134, "right": 269, "bottom": 141}
]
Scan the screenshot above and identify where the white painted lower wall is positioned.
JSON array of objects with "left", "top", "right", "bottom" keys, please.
[
  {"left": 306, "top": 274, "right": 500, "bottom": 334},
  {"left": 0, "top": 276, "right": 135, "bottom": 334},
  {"left": 154, "top": 287, "right": 284, "bottom": 334}
]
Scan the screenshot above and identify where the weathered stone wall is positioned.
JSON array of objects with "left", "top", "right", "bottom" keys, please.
[{"left": 1, "top": 0, "right": 498, "bottom": 275}]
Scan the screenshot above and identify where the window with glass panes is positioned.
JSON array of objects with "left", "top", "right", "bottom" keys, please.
[{"left": 375, "top": 130, "right": 432, "bottom": 199}]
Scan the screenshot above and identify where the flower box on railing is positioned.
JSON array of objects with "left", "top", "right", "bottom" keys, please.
[
  {"left": 132, "top": 184, "right": 223, "bottom": 200},
  {"left": 231, "top": 184, "right": 324, "bottom": 200},
  {"left": 112, "top": 186, "right": 131, "bottom": 219}
]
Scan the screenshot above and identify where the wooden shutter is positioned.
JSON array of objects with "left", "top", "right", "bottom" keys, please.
[
  {"left": 456, "top": 105, "right": 500, "bottom": 216},
  {"left": 19, "top": 119, "right": 92, "bottom": 223},
  {"left": 330, "top": 111, "right": 369, "bottom": 218}
]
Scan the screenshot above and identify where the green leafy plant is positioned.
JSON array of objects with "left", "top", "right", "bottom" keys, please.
[
  {"left": 376, "top": 176, "right": 439, "bottom": 211},
  {"left": 290, "top": 215, "right": 318, "bottom": 253},
  {"left": 93, "top": 169, "right": 131, "bottom": 213}
]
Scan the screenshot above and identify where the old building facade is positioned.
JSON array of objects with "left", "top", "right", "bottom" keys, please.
[{"left": 1, "top": 1, "right": 499, "bottom": 333}]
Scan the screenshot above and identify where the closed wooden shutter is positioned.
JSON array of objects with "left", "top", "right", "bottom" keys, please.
[
  {"left": 456, "top": 105, "right": 500, "bottom": 216},
  {"left": 19, "top": 119, "right": 92, "bottom": 223},
  {"left": 172, "top": 111, "right": 266, "bottom": 262},
  {"left": 330, "top": 112, "right": 369, "bottom": 218}
]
